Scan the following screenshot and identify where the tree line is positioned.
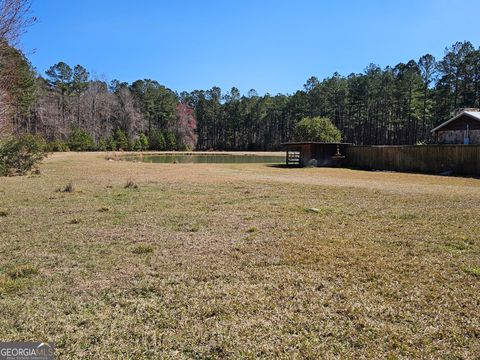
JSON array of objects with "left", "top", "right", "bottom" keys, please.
[
  {"left": 180, "top": 40, "right": 479, "bottom": 149},
  {"left": 3, "top": 37, "right": 480, "bottom": 150},
  {"left": 8, "top": 60, "right": 197, "bottom": 151}
]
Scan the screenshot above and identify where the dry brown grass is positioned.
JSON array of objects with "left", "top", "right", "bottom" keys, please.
[{"left": 0, "top": 152, "right": 479, "bottom": 358}]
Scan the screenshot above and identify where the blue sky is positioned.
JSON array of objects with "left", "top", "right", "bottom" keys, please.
[{"left": 23, "top": 0, "right": 480, "bottom": 95}]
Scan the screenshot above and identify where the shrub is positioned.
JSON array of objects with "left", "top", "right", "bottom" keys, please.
[
  {"left": 47, "top": 140, "right": 69, "bottom": 152},
  {"left": 0, "top": 135, "right": 47, "bottom": 176},
  {"left": 68, "top": 127, "right": 95, "bottom": 151},
  {"left": 294, "top": 116, "right": 342, "bottom": 143}
]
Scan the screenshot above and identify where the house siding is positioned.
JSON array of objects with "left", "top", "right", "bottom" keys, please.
[{"left": 438, "top": 129, "right": 480, "bottom": 144}]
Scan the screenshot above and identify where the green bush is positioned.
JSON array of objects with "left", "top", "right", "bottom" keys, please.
[
  {"left": 114, "top": 129, "right": 129, "bottom": 151},
  {"left": 47, "top": 140, "right": 70, "bottom": 152},
  {"left": 68, "top": 127, "right": 95, "bottom": 151},
  {"left": 0, "top": 135, "right": 47, "bottom": 176},
  {"left": 294, "top": 116, "right": 342, "bottom": 143}
]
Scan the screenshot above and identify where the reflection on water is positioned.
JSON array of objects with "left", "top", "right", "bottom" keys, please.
[{"left": 124, "top": 153, "right": 285, "bottom": 164}]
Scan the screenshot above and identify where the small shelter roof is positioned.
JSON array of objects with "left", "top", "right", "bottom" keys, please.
[
  {"left": 282, "top": 142, "right": 351, "bottom": 146},
  {"left": 431, "top": 111, "right": 480, "bottom": 133}
]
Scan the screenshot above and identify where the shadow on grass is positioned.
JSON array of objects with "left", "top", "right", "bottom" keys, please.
[
  {"left": 267, "top": 164, "right": 303, "bottom": 169},
  {"left": 266, "top": 163, "right": 480, "bottom": 179}
]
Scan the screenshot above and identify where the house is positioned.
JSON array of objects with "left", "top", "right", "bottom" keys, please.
[
  {"left": 283, "top": 142, "right": 350, "bottom": 167},
  {"left": 431, "top": 109, "right": 480, "bottom": 144}
]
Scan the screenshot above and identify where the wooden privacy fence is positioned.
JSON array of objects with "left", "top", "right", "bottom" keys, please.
[{"left": 345, "top": 145, "right": 480, "bottom": 176}]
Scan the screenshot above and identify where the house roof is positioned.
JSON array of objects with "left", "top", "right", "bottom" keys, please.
[{"left": 431, "top": 111, "right": 480, "bottom": 133}]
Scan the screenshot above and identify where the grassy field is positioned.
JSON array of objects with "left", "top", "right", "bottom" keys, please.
[{"left": 1, "top": 152, "right": 479, "bottom": 359}]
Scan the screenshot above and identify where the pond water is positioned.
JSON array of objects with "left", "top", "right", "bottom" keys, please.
[{"left": 124, "top": 153, "right": 285, "bottom": 164}]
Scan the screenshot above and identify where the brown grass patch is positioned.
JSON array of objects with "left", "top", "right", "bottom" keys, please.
[{"left": 0, "top": 152, "right": 478, "bottom": 358}]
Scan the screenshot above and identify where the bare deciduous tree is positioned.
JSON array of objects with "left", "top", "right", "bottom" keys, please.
[
  {"left": 114, "top": 86, "right": 144, "bottom": 138},
  {"left": 0, "top": 0, "right": 36, "bottom": 46}
]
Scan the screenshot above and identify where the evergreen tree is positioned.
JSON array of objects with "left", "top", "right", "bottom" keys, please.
[
  {"left": 113, "top": 129, "right": 129, "bottom": 150},
  {"left": 138, "top": 133, "right": 149, "bottom": 150}
]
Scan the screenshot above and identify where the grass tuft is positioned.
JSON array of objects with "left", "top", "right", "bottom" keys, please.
[
  {"left": 132, "top": 244, "right": 154, "bottom": 254},
  {"left": 7, "top": 264, "right": 38, "bottom": 279},
  {"left": 187, "top": 223, "right": 200, "bottom": 232},
  {"left": 247, "top": 226, "right": 258, "bottom": 233},
  {"left": 304, "top": 206, "right": 334, "bottom": 215},
  {"left": 68, "top": 218, "right": 81, "bottom": 224},
  {"left": 0, "top": 209, "right": 8, "bottom": 217},
  {"left": 124, "top": 179, "right": 138, "bottom": 189},
  {"left": 105, "top": 152, "right": 120, "bottom": 161},
  {"left": 464, "top": 267, "right": 480, "bottom": 278},
  {"left": 98, "top": 206, "right": 110, "bottom": 212},
  {"left": 0, "top": 275, "right": 19, "bottom": 294},
  {"left": 59, "top": 181, "right": 75, "bottom": 193}
]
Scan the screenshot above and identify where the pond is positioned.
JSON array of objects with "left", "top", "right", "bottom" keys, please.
[{"left": 123, "top": 153, "right": 285, "bottom": 164}]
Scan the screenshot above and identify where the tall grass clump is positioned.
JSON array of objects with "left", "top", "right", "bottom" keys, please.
[
  {"left": 59, "top": 181, "right": 75, "bottom": 193},
  {"left": 125, "top": 179, "right": 138, "bottom": 189},
  {"left": 132, "top": 244, "right": 154, "bottom": 254}
]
